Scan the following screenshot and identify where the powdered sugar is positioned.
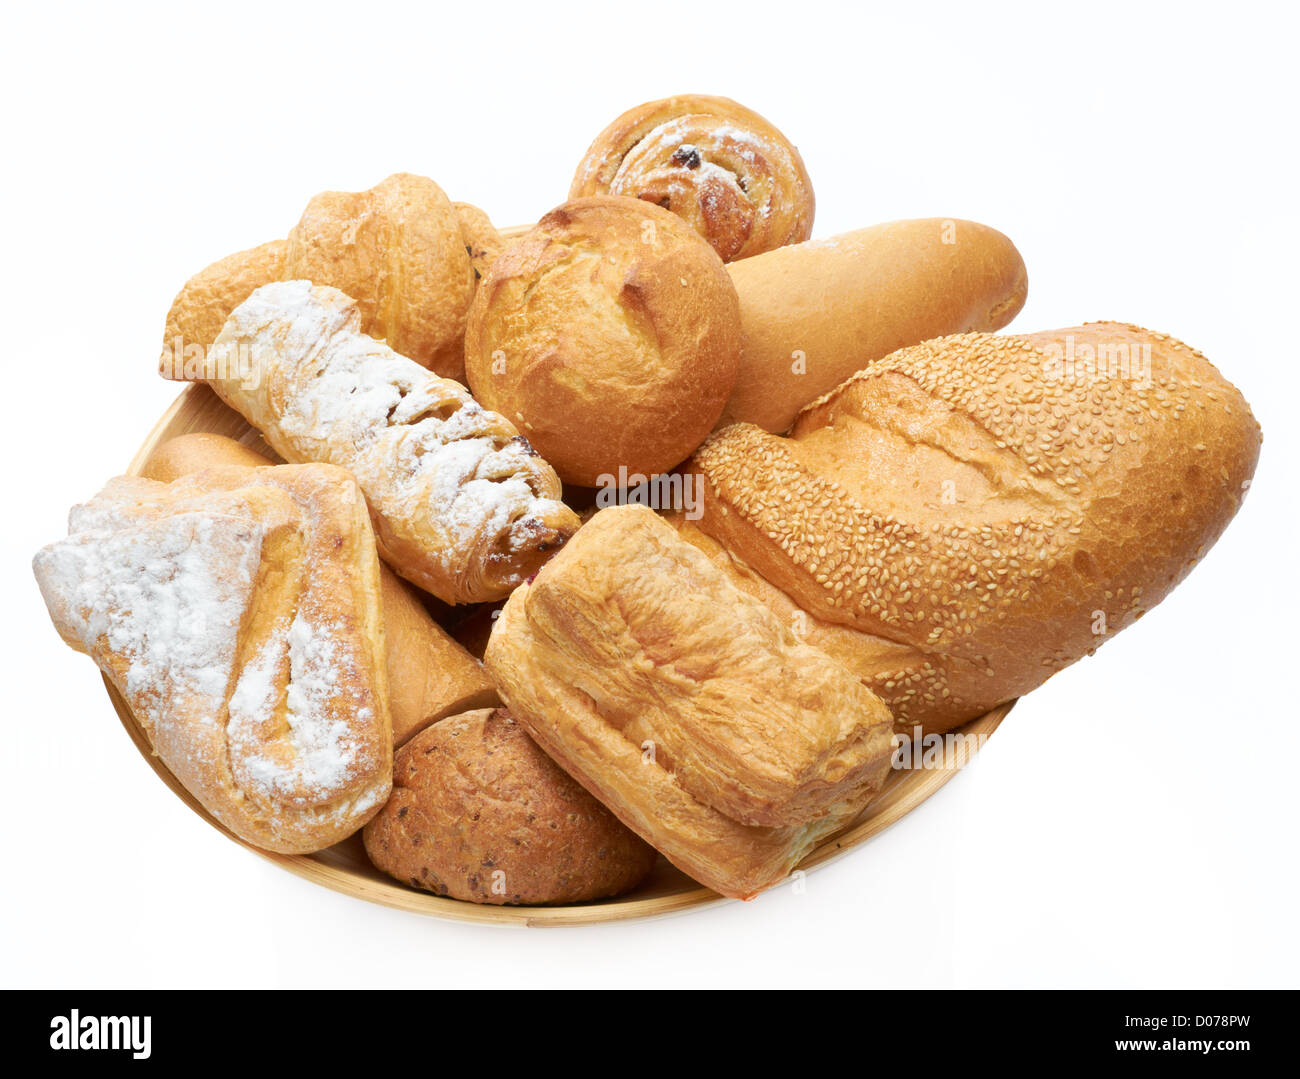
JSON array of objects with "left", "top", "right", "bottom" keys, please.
[
  {"left": 212, "top": 281, "right": 570, "bottom": 589},
  {"left": 33, "top": 512, "right": 262, "bottom": 733},
  {"left": 228, "top": 613, "right": 367, "bottom": 804}
]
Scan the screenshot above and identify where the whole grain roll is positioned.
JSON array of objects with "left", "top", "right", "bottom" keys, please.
[
  {"left": 362, "top": 707, "right": 658, "bottom": 905},
  {"left": 463, "top": 196, "right": 742, "bottom": 487}
]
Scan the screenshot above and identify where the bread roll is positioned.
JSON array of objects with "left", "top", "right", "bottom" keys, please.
[
  {"left": 363, "top": 707, "right": 657, "bottom": 904},
  {"left": 464, "top": 197, "right": 742, "bottom": 487},
  {"left": 570, "top": 94, "right": 814, "bottom": 262},
  {"left": 483, "top": 505, "right": 896, "bottom": 899},
  {"left": 689, "top": 323, "right": 1261, "bottom": 732},
  {"left": 721, "top": 218, "right": 1029, "bottom": 432},
  {"left": 142, "top": 433, "right": 498, "bottom": 747},
  {"left": 161, "top": 174, "right": 497, "bottom": 380},
  {"left": 34, "top": 464, "right": 392, "bottom": 853}
]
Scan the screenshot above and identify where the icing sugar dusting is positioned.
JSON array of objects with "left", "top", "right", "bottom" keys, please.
[
  {"left": 228, "top": 613, "right": 365, "bottom": 804},
  {"left": 215, "top": 282, "right": 569, "bottom": 584},
  {"left": 33, "top": 513, "right": 261, "bottom": 731}
]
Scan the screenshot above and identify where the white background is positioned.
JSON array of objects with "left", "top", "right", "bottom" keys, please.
[{"left": 2, "top": 1, "right": 1296, "bottom": 988}]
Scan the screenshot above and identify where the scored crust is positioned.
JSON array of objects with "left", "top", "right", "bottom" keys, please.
[{"left": 690, "top": 323, "right": 1262, "bottom": 731}]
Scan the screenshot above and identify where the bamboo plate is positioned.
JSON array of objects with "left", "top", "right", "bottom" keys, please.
[{"left": 103, "top": 382, "right": 1015, "bottom": 927}]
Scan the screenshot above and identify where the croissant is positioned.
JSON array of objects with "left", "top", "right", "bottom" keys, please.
[
  {"left": 570, "top": 94, "right": 814, "bottom": 262},
  {"left": 32, "top": 464, "right": 393, "bottom": 854},
  {"left": 160, "top": 174, "right": 499, "bottom": 380},
  {"left": 204, "top": 280, "right": 580, "bottom": 605}
]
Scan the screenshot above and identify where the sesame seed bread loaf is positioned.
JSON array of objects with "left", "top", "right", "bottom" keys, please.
[
  {"left": 463, "top": 197, "right": 742, "bottom": 487},
  {"left": 204, "top": 281, "right": 581, "bottom": 605},
  {"left": 688, "top": 323, "right": 1261, "bottom": 733},
  {"left": 33, "top": 463, "right": 393, "bottom": 853},
  {"left": 483, "top": 505, "right": 896, "bottom": 899},
  {"left": 363, "top": 707, "right": 657, "bottom": 904},
  {"left": 570, "top": 94, "right": 815, "bottom": 263},
  {"left": 160, "top": 174, "right": 500, "bottom": 381},
  {"left": 721, "top": 218, "right": 1029, "bottom": 433},
  {"left": 141, "top": 434, "right": 498, "bottom": 747}
]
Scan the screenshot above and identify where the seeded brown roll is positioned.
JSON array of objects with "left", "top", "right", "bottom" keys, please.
[
  {"left": 570, "top": 95, "right": 814, "bottom": 262},
  {"left": 363, "top": 708, "right": 658, "bottom": 905},
  {"left": 464, "top": 197, "right": 742, "bottom": 487}
]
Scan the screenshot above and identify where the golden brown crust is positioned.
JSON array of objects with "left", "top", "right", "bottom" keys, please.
[
  {"left": 362, "top": 708, "right": 657, "bottom": 905},
  {"left": 34, "top": 463, "right": 393, "bottom": 853},
  {"left": 161, "top": 174, "right": 487, "bottom": 381},
  {"left": 160, "top": 241, "right": 286, "bottom": 380},
  {"left": 463, "top": 196, "right": 741, "bottom": 487},
  {"left": 482, "top": 505, "right": 896, "bottom": 898},
  {"left": 571, "top": 95, "right": 814, "bottom": 262},
  {"left": 142, "top": 433, "right": 499, "bottom": 745},
  {"left": 453, "top": 201, "right": 504, "bottom": 282},
  {"left": 721, "top": 218, "right": 1029, "bottom": 432},
  {"left": 690, "top": 323, "right": 1262, "bottom": 731}
]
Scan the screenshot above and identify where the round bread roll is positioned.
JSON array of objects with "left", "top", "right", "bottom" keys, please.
[
  {"left": 570, "top": 94, "right": 814, "bottom": 262},
  {"left": 362, "top": 707, "right": 658, "bottom": 905},
  {"left": 464, "top": 196, "right": 742, "bottom": 487}
]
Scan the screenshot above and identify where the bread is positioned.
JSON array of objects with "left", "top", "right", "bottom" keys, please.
[
  {"left": 33, "top": 463, "right": 392, "bottom": 853},
  {"left": 203, "top": 281, "right": 581, "bottom": 605},
  {"left": 483, "top": 505, "right": 896, "bottom": 899},
  {"left": 141, "top": 433, "right": 498, "bottom": 746},
  {"left": 363, "top": 707, "right": 658, "bottom": 904},
  {"left": 463, "top": 197, "right": 742, "bottom": 487},
  {"left": 687, "top": 323, "right": 1262, "bottom": 732},
  {"left": 161, "top": 174, "right": 498, "bottom": 380},
  {"left": 570, "top": 95, "right": 814, "bottom": 262},
  {"left": 721, "top": 218, "right": 1029, "bottom": 432}
]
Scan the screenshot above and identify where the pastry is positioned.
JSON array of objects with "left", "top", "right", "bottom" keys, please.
[
  {"left": 363, "top": 707, "right": 658, "bottom": 904},
  {"left": 464, "top": 197, "right": 741, "bottom": 487},
  {"left": 142, "top": 433, "right": 498, "bottom": 746},
  {"left": 570, "top": 94, "right": 814, "bottom": 262},
  {"left": 721, "top": 218, "right": 1029, "bottom": 432},
  {"left": 160, "top": 174, "right": 499, "bottom": 380},
  {"left": 33, "top": 464, "right": 392, "bottom": 853},
  {"left": 483, "top": 505, "right": 896, "bottom": 899},
  {"left": 687, "top": 323, "right": 1262, "bottom": 732},
  {"left": 201, "top": 280, "right": 581, "bottom": 605}
]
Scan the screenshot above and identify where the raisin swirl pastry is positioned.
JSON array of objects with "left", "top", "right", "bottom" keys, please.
[
  {"left": 570, "top": 95, "right": 815, "bottom": 262},
  {"left": 204, "top": 280, "right": 580, "bottom": 605}
]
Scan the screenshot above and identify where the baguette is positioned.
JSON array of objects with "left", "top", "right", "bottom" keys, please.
[
  {"left": 142, "top": 433, "right": 498, "bottom": 746},
  {"left": 689, "top": 323, "right": 1261, "bottom": 731},
  {"left": 721, "top": 218, "right": 1028, "bottom": 432}
]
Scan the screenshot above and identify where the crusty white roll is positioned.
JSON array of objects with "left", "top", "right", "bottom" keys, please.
[{"left": 464, "top": 197, "right": 741, "bottom": 487}]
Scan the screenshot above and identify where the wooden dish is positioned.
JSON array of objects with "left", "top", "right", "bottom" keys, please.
[{"left": 103, "top": 382, "right": 1015, "bottom": 927}]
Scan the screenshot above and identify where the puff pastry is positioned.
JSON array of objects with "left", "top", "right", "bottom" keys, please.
[
  {"left": 33, "top": 464, "right": 392, "bottom": 853},
  {"left": 483, "top": 505, "right": 896, "bottom": 899},
  {"left": 206, "top": 280, "right": 580, "bottom": 605}
]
